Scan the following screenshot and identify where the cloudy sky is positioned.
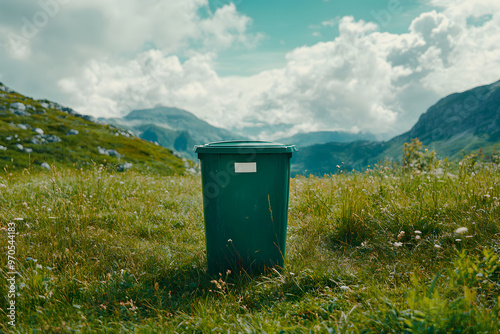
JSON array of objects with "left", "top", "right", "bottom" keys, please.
[{"left": 1, "top": 0, "right": 499, "bottom": 139}]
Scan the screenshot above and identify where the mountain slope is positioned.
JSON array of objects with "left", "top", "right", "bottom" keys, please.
[
  {"left": 0, "top": 82, "right": 187, "bottom": 174},
  {"left": 103, "top": 106, "right": 245, "bottom": 159},
  {"left": 291, "top": 140, "right": 387, "bottom": 175},
  {"left": 391, "top": 79, "right": 500, "bottom": 159},
  {"left": 293, "top": 80, "right": 500, "bottom": 175},
  {"left": 408, "top": 81, "right": 500, "bottom": 142},
  {"left": 277, "top": 131, "right": 376, "bottom": 147}
]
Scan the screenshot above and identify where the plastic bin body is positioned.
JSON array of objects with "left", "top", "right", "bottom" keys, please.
[{"left": 195, "top": 141, "right": 296, "bottom": 275}]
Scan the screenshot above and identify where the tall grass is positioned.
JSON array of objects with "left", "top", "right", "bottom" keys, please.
[{"left": 0, "top": 158, "right": 499, "bottom": 332}]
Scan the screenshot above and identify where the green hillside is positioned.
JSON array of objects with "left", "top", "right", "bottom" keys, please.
[{"left": 0, "top": 82, "right": 187, "bottom": 174}]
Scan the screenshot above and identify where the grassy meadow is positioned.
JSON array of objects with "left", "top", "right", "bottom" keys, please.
[{"left": 0, "top": 153, "right": 499, "bottom": 333}]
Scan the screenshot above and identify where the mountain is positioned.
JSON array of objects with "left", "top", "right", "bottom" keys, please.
[
  {"left": 391, "top": 79, "right": 500, "bottom": 158},
  {"left": 293, "top": 79, "right": 500, "bottom": 175},
  {"left": 291, "top": 141, "right": 387, "bottom": 175},
  {"left": 0, "top": 82, "right": 187, "bottom": 174},
  {"left": 102, "top": 106, "right": 245, "bottom": 159},
  {"left": 277, "top": 131, "right": 377, "bottom": 147}
]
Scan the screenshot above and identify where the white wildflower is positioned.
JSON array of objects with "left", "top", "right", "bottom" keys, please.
[
  {"left": 414, "top": 230, "right": 422, "bottom": 234},
  {"left": 455, "top": 227, "right": 468, "bottom": 235},
  {"left": 434, "top": 244, "right": 441, "bottom": 248},
  {"left": 393, "top": 242, "right": 403, "bottom": 247}
]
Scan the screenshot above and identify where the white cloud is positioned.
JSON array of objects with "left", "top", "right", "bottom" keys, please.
[
  {"left": 411, "top": 5, "right": 500, "bottom": 95},
  {"left": 199, "top": 3, "right": 263, "bottom": 49},
  {"left": 59, "top": 18, "right": 406, "bottom": 137},
  {"left": 59, "top": 51, "right": 216, "bottom": 118},
  {"left": 0, "top": 0, "right": 259, "bottom": 100},
  {"left": 59, "top": 1, "right": 500, "bottom": 139},
  {"left": 4, "top": 0, "right": 500, "bottom": 140},
  {"left": 322, "top": 18, "right": 339, "bottom": 27}
]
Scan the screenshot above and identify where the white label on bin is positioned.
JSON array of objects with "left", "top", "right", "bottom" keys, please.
[{"left": 235, "top": 162, "right": 257, "bottom": 173}]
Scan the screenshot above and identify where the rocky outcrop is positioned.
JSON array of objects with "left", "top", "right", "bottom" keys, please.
[
  {"left": 31, "top": 134, "right": 62, "bottom": 144},
  {"left": 408, "top": 80, "right": 500, "bottom": 144},
  {"left": 10, "top": 102, "right": 31, "bottom": 116},
  {"left": 40, "top": 162, "right": 51, "bottom": 170},
  {"left": 97, "top": 146, "right": 123, "bottom": 158}
]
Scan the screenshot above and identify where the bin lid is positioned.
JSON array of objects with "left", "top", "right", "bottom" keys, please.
[{"left": 194, "top": 140, "right": 297, "bottom": 154}]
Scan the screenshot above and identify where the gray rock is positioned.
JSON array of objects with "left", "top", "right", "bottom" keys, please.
[
  {"left": 119, "top": 162, "right": 133, "bottom": 171},
  {"left": 33, "top": 128, "right": 44, "bottom": 135},
  {"left": 15, "top": 143, "right": 23, "bottom": 150},
  {"left": 11, "top": 110, "right": 31, "bottom": 117},
  {"left": 40, "top": 102, "right": 49, "bottom": 109},
  {"left": 40, "top": 162, "right": 51, "bottom": 170},
  {"left": 6, "top": 136, "right": 13, "bottom": 141},
  {"left": 16, "top": 124, "right": 29, "bottom": 130},
  {"left": 0, "top": 83, "right": 15, "bottom": 93},
  {"left": 67, "top": 129, "right": 79, "bottom": 135},
  {"left": 10, "top": 102, "right": 31, "bottom": 116},
  {"left": 97, "top": 146, "right": 123, "bottom": 158},
  {"left": 107, "top": 149, "right": 121, "bottom": 157},
  {"left": 45, "top": 135, "right": 62, "bottom": 143},
  {"left": 118, "top": 130, "right": 130, "bottom": 138},
  {"left": 0, "top": 145, "right": 6, "bottom": 151},
  {"left": 30, "top": 134, "right": 63, "bottom": 144},
  {"left": 97, "top": 146, "right": 108, "bottom": 155},
  {"left": 24, "top": 148, "right": 33, "bottom": 154},
  {"left": 10, "top": 102, "right": 25, "bottom": 111}
]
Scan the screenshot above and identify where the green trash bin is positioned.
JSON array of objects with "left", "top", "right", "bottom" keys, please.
[{"left": 195, "top": 141, "right": 297, "bottom": 275}]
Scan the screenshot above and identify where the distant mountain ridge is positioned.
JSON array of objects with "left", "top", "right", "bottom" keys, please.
[
  {"left": 277, "top": 131, "right": 377, "bottom": 147},
  {"left": 104, "top": 108, "right": 379, "bottom": 158},
  {"left": 102, "top": 106, "right": 245, "bottom": 159},
  {"left": 3, "top": 78, "right": 498, "bottom": 175},
  {"left": 293, "top": 79, "right": 500, "bottom": 175}
]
